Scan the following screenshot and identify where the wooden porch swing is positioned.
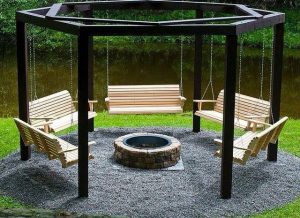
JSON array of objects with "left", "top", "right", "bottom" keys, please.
[
  {"left": 104, "top": 21, "right": 186, "bottom": 114},
  {"left": 27, "top": 35, "right": 97, "bottom": 133},
  {"left": 194, "top": 33, "right": 271, "bottom": 131},
  {"left": 14, "top": 118, "right": 95, "bottom": 168},
  {"left": 214, "top": 116, "right": 288, "bottom": 165}
]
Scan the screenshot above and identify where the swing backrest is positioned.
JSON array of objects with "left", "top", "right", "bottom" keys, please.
[
  {"left": 107, "top": 85, "right": 183, "bottom": 107},
  {"left": 249, "top": 116, "right": 288, "bottom": 156},
  {"left": 214, "top": 90, "right": 270, "bottom": 120},
  {"left": 14, "top": 118, "right": 62, "bottom": 158},
  {"left": 29, "top": 90, "right": 76, "bottom": 126}
]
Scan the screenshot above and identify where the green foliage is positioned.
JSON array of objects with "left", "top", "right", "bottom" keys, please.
[
  {"left": 0, "top": 0, "right": 299, "bottom": 48},
  {"left": 0, "top": 196, "right": 24, "bottom": 208},
  {"left": 0, "top": 118, "right": 19, "bottom": 159},
  {"left": 252, "top": 197, "right": 300, "bottom": 218}
]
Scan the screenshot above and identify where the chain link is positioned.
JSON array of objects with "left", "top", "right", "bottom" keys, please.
[
  {"left": 201, "top": 13, "right": 215, "bottom": 100},
  {"left": 269, "top": 29, "right": 275, "bottom": 123},
  {"left": 260, "top": 30, "right": 266, "bottom": 100},
  {"left": 106, "top": 5, "right": 110, "bottom": 91},
  {"left": 201, "top": 34, "right": 215, "bottom": 100},
  {"left": 180, "top": 35, "right": 183, "bottom": 96},
  {"left": 69, "top": 38, "right": 73, "bottom": 123},
  {"left": 32, "top": 35, "right": 38, "bottom": 100},
  {"left": 179, "top": 0, "right": 184, "bottom": 96},
  {"left": 236, "top": 35, "right": 244, "bottom": 142},
  {"left": 29, "top": 33, "right": 33, "bottom": 102}
]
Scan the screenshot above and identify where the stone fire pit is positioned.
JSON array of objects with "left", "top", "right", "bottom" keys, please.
[{"left": 113, "top": 133, "right": 181, "bottom": 169}]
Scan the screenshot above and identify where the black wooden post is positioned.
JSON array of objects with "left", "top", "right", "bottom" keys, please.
[
  {"left": 193, "top": 10, "right": 203, "bottom": 133},
  {"left": 268, "top": 23, "right": 284, "bottom": 161},
  {"left": 221, "top": 35, "right": 238, "bottom": 199},
  {"left": 78, "top": 31, "right": 90, "bottom": 197},
  {"left": 16, "top": 20, "right": 31, "bottom": 161},
  {"left": 84, "top": 10, "right": 95, "bottom": 132}
]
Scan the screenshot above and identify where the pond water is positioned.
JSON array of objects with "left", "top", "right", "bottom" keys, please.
[{"left": 0, "top": 42, "right": 299, "bottom": 118}]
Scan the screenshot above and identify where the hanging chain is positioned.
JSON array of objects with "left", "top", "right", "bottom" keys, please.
[
  {"left": 201, "top": 12, "right": 215, "bottom": 100},
  {"left": 179, "top": 1, "right": 184, "bottom": 96},
  {"left": 106, "top": 8, "right": 110, "bottom": 90},
  {"left": 70, "top": 37, "right": 74, "bottom": 124},
  {"left": 236, "top": 35, "right": 244, "bottom": 129},
  {"left": 259, "top": 30, "right": 266, "bottom": 100},
  {"left": 32, "top": 35, "right": 38, "bottom": 100},
  {"left": 238, "top": 35, "right": 244, "bottom": 96},
  {"left": 269, "top": 29, "right": 275, "bottom": 123},
  {"left": 67, "top": 37, "right": 74, "bottom": 142},
  {"left": 201, "top": 34, "right": 215, "bottom": 100},
  {"left": 29, "top": 34, "right": 33, "bottom": 102}
]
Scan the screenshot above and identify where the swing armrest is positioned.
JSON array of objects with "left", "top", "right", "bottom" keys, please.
[
  {"left": 180, "top": 96, "right": 186, "bottom": 101},
  {"left": 193, "top": 100, "right": 217, "bottom": 103},
  {"left": 214, "top": 139, "right": 222, "bottom": 146},
  {"left": 42, "top": 121, "right": 53, "bottom": 134},
  {"left": 73, "top": 100, "right": 98, "bottom": 111},
  {"left": 105, "top": 97, "right": 110, "bottom": 107},
  {"left": 244, "top": 115, "right": 269, "bottom": 120},
  {"left": 214, "top": 139, "right": 251, "bottom": 151},
  {"left": 246, "top": 119, "right": 271, "bottom": 131},
  {"left": 193, "top": 100, "right": 217, "bottom": 111},
  {"left": 59, "top": 147, "right": 78, "bottom": 154},
  {"left": 247, "top": 119, "right": 271, "bottom": 126},
  {"left": 88, "top": 100, "right": 98, "bottom": 112},
  {"left": 30, "top": 117, "right": 54, "bottom": 121},
  {"left": 59, "top": 141, "right": 95, "bottom": 154},
  {"left": 72, "top": 100, "right": 98, "bottom": 104}
]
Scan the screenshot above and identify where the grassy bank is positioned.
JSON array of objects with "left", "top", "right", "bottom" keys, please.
[{"left": 0, "top": 112, "right": 300, "bottom": 217}]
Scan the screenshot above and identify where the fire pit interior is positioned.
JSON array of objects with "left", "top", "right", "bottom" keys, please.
[
  {"left": 124, "top": 135, "right": 171, "bottom": 149},
  {"left": 114, "top": 133, "right": 181, "bottom": 169}
]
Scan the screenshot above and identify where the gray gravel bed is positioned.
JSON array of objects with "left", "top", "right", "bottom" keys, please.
[{"left": 0, "top": 127, "right": 300, "bottom": 218}]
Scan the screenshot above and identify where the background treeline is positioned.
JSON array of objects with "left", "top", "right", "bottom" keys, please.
[
  {"left": 222, "top": 0, "right": 300, "bottom": 8},
  {"left": 0, "top": 0, "right": 299, "bottom": 49}
]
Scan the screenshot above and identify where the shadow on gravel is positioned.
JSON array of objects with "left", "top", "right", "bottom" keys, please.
[{"left": 0, "top": 166, "right": 77, "bottom": 205}]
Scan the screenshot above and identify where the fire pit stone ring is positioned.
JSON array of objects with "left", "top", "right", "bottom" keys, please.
[{"left": 114, "top": 133, "right": 181, "bottom": 169}]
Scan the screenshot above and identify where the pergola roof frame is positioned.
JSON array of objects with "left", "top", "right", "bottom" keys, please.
[{"left": 16, "top": 0, "right": 285, "bottom": 200}]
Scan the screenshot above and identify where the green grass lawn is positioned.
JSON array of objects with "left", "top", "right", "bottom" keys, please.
[{"left": 0, "top": 112, "right": 300, "bottom": 217}]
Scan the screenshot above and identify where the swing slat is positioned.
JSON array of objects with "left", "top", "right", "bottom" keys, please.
[{"left": 105, "top": 85, "right": 186, "bottom": 114}]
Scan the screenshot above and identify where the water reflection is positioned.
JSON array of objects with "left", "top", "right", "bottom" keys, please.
[{"left": 0, "top": 42, "right": 299, "bottom": 118}]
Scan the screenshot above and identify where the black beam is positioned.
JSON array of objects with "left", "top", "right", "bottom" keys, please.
[
  {"left": 46, "top": 16, "right": 159, "bottom": 25},
  {"left": 82, "top": 24, "right": 237, "bottom": 36},
  {"left": 16, "top": 11, "right": 80, "bottom": 35},
  {"left": 235, "top": 12, "right": 285, "bottom": 35},
  {"left": 84, "top": 10, "right": 95, "bottom": 132},
  {"left": 16, "top": 21, "right": 31, "bottom": 160},
  {"left": 193, "top": 10, "right": 203, "bottom": 133},
  {"left": 64, "top": 0, "right": 238, "bottom": 12},
  {"left": 159, "top": 15, "right": 257, "bottom": 25},
  {"left": 221, "top": 35, "right": 238, "bottom": 199},
  {"left": 268, "top": 23, "right": 284, "bottom": 161},
  {"left": 78, "top": 31, "right": 90, "bottom": 197}
]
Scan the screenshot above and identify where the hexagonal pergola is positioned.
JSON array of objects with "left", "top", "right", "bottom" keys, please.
[{"left": 16, "top": 0, "right": 285, "bottom": 199}]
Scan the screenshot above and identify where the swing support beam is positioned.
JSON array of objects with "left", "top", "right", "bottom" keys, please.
[{"left": 16, "top": 0, "right": 285, "bottom": 199}]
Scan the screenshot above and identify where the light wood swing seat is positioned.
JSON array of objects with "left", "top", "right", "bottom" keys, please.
[
  {"left": 29, "top": 90, "right": 97, "bottom": 133},
  {"left": 14, "top": 118, "right": 95, "bottom": 168},
  {"left": 214, "top": 117, "right": 288, "bottom": 165},
  {"left": 194, "top": 90, "right": 270, "bottom": 131},
  {"left": 105, "top": 85, "right": 186, "bottom": 114}
]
